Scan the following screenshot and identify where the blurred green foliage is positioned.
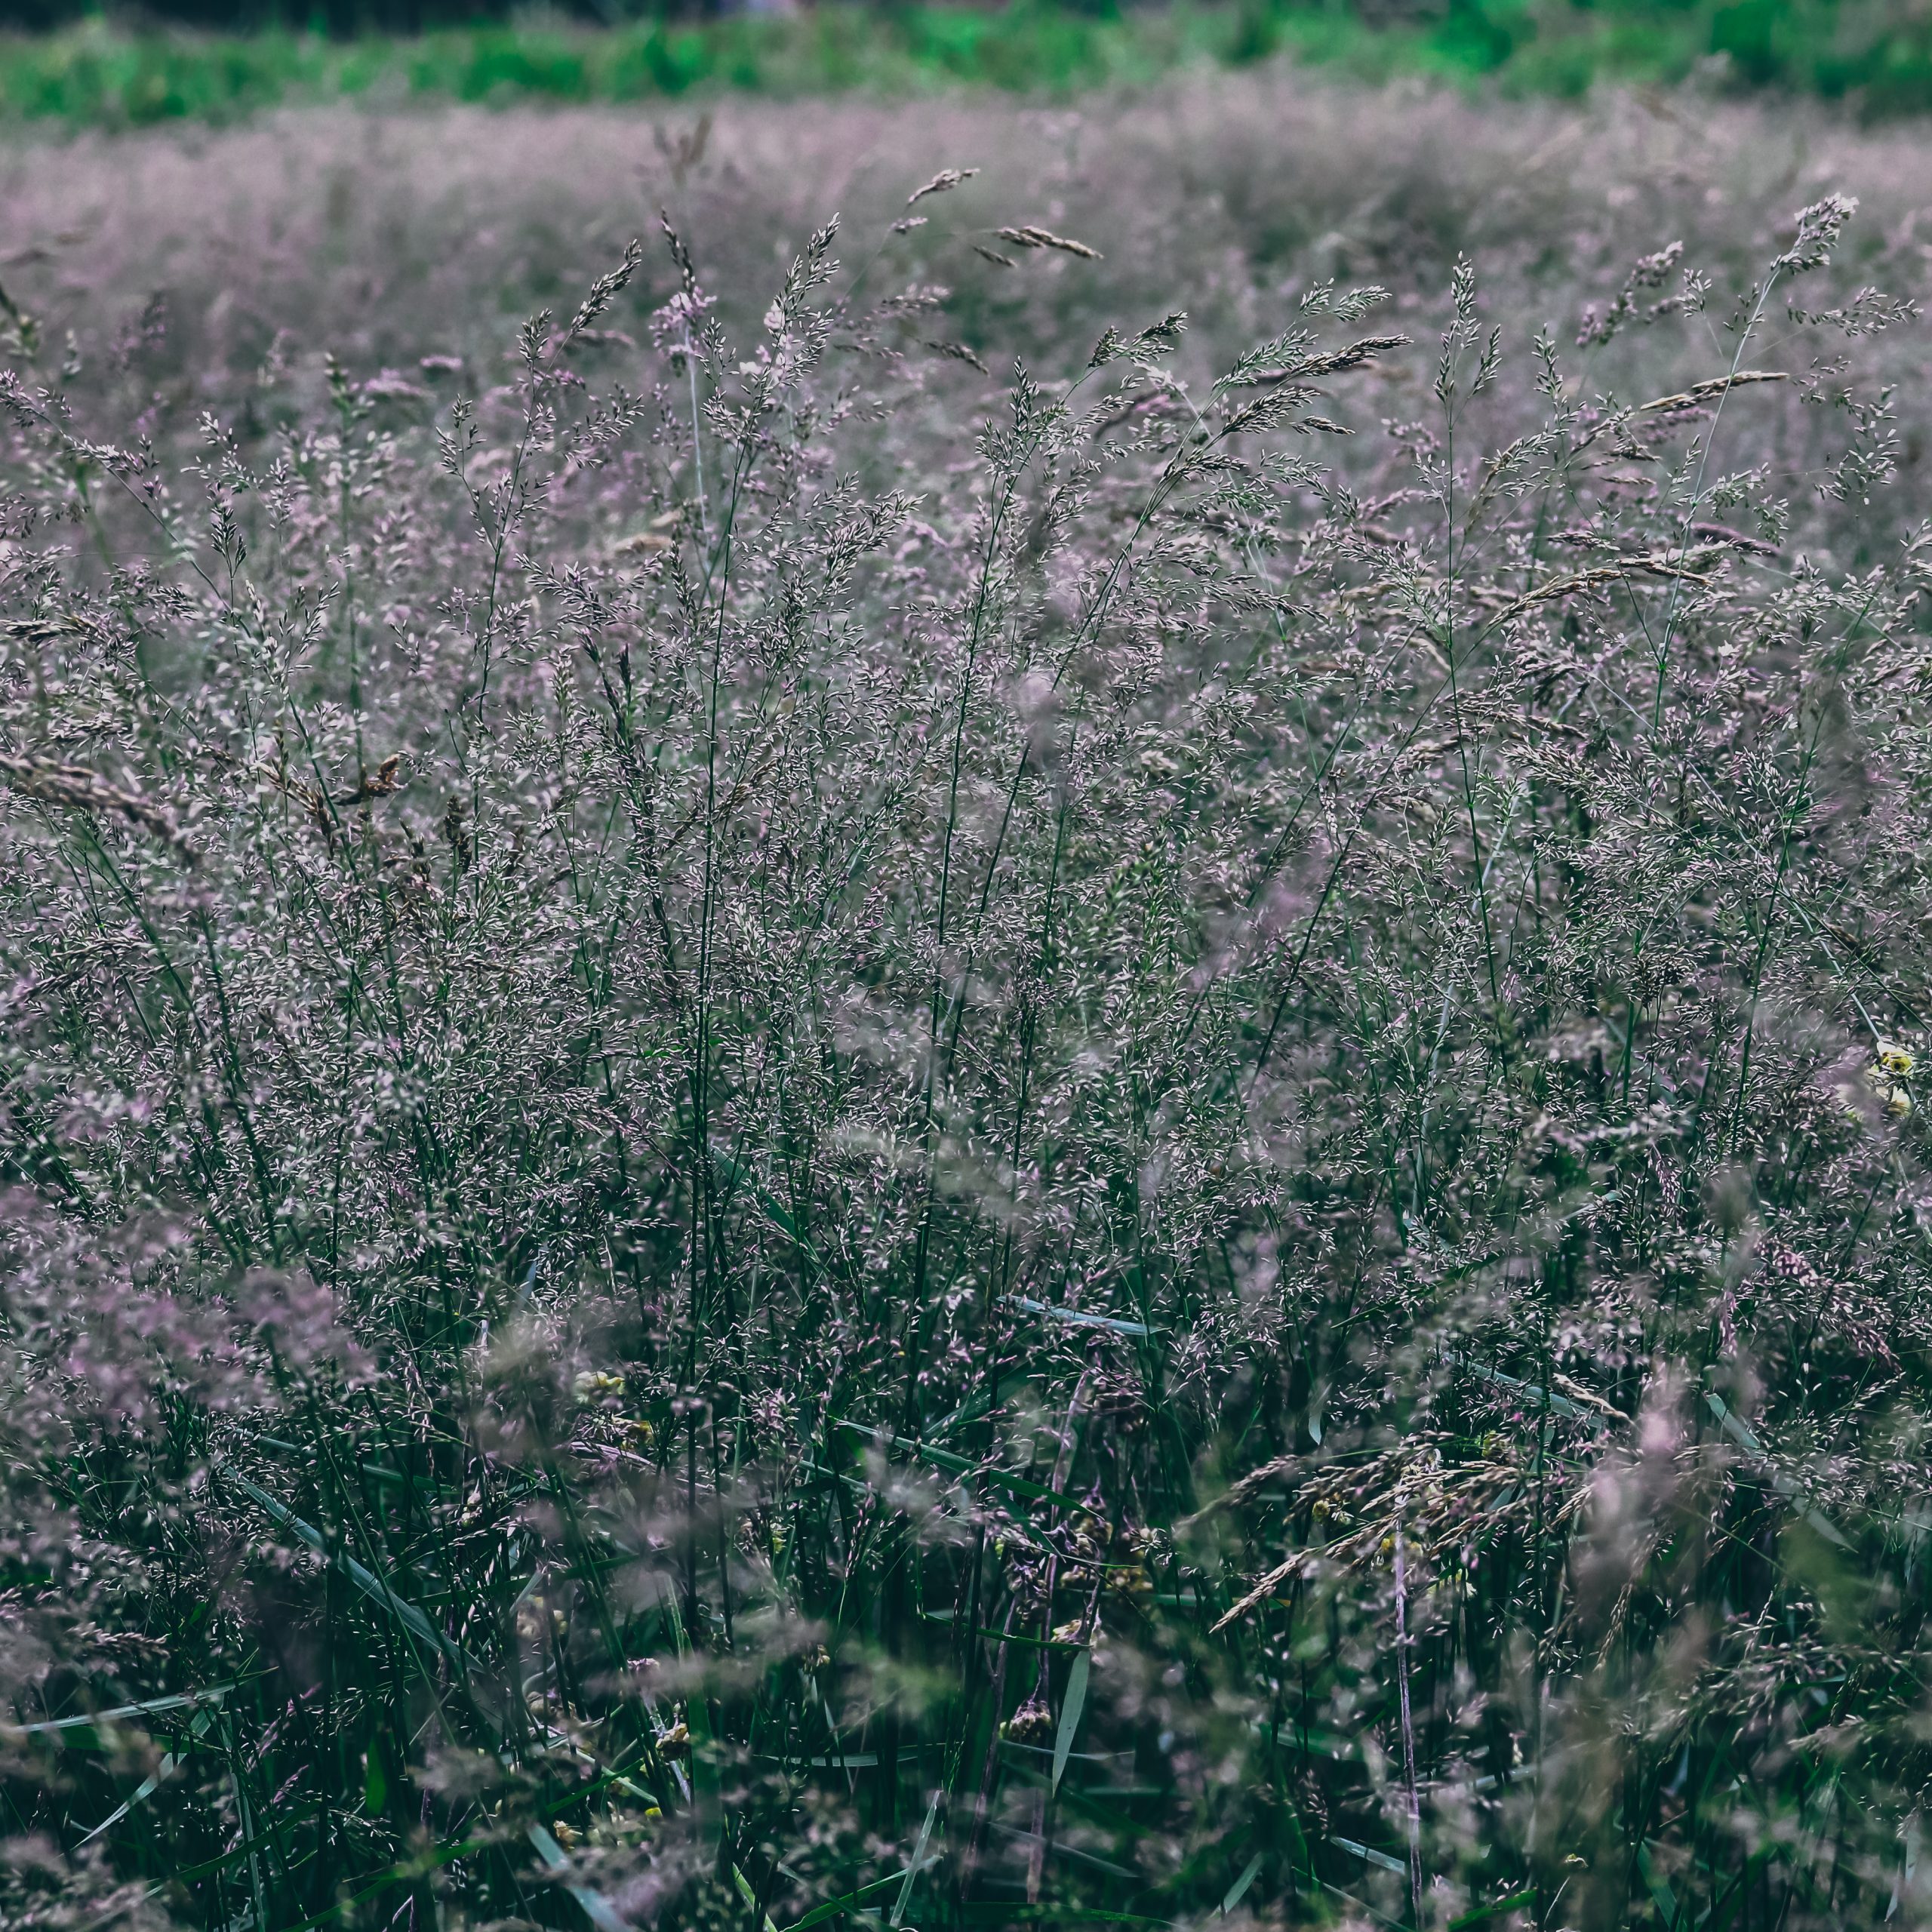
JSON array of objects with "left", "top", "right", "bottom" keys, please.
[{"left": 2, "top": 0, "right": 1931, "bottom": 129}]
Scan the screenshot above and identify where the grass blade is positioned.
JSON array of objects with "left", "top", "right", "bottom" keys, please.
[
  {"left": 1220, "top": 1852, "right": 1264, "bottom": 1915},
  {"left": 528, "top": 1823, "right": 632, "bottom": 1932},
  {"left": 223, "top": 1469, "right": 474, "bottom": 1667},
  {"left": 891, "top": 1792, "right": 940, "bottom": 1927},
  {"left": 1, "top": 1684, "right": 235, "bottom": 1737},
  {"left": 779, "top": 1872, "right": 911, "bottom": 1932},
  {"left": 1051, "top": 1648, "right": 1091, "bottom": 1794}
]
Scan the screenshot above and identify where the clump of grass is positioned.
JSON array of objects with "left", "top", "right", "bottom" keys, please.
[{"left": 0, "top": 134, "right": 1930, "bottom": 1932}]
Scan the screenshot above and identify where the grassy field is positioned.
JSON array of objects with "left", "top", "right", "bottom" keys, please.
[
  {"left": 4, "top": 65, "right": 1932, "bottom": 1932},
  {"left": 5, "top": 0, "right": 1932, "bottom": 128}
]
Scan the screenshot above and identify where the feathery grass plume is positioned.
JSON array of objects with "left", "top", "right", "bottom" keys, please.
[
  {"left": 0, "top": 750, "right": 194, "bottom": 860},
  {"left": 925, "top": 339, "right": 992, "bottom": 374},
  {"left": 1088, "top": 314, "right": 1188, "bottom": 370},
  {"left": 907, "top": 166, "right": 980, "bottom": 206},
  {"left": 995, "top": 224, "right": 1104, "bottom": 260}
]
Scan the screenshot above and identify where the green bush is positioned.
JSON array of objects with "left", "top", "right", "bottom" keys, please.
[{"left": 4, "top": 2, "right": 1932, "bottom": 130}]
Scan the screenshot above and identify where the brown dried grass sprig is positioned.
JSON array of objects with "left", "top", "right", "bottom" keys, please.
[
  {"left": 0, "top": 749, "right": 193, "bottom": 861},
  {"left": 994, "top": 225, "right": 1103, "bottom": 260}
]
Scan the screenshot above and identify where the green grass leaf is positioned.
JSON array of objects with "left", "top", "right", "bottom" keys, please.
[
  {"left": 779, "top": 1871, "right": 911, "bottom": 1932},
  {"left": 1220, "top": 1850, "right": 1264, "bottom": 1915},
  {"left": 223, "top": 1467, "right": 475, "bottom": 1669},
  {"left": 528, "top": 1822, "right": 633, "bottom": 1932},
  {"left": 1051, "top": 1647, "right": 1091, "bottom": 1792},
  {"left": 0, "top": 1683, "right": 235, "bottom": 1738}
]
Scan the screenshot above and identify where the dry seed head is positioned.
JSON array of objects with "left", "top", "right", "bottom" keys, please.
[
  {"left": 0, "top": 750, "right": 195, "bottom": 863},
  {"left": 995, "top": 225, "right": 1103, "bottom": 260},
  {"left": 1001, "top": 1698, "right": 1054, "bottom": 1743},
  {"left": 907, "top": 167, "right": 980, "bottom": 207},
  {"left": 926, "top": 340, "right": 991, "bottom": 375}
]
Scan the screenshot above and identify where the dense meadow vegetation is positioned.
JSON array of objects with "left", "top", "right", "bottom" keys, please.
[{"left": 5, "top": 66, "right": 1932, "bottom": 1932}]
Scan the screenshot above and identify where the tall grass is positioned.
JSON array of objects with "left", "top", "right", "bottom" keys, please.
[{"left": 2, "top": 85, "right": 1932, "bottom": 1932}]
